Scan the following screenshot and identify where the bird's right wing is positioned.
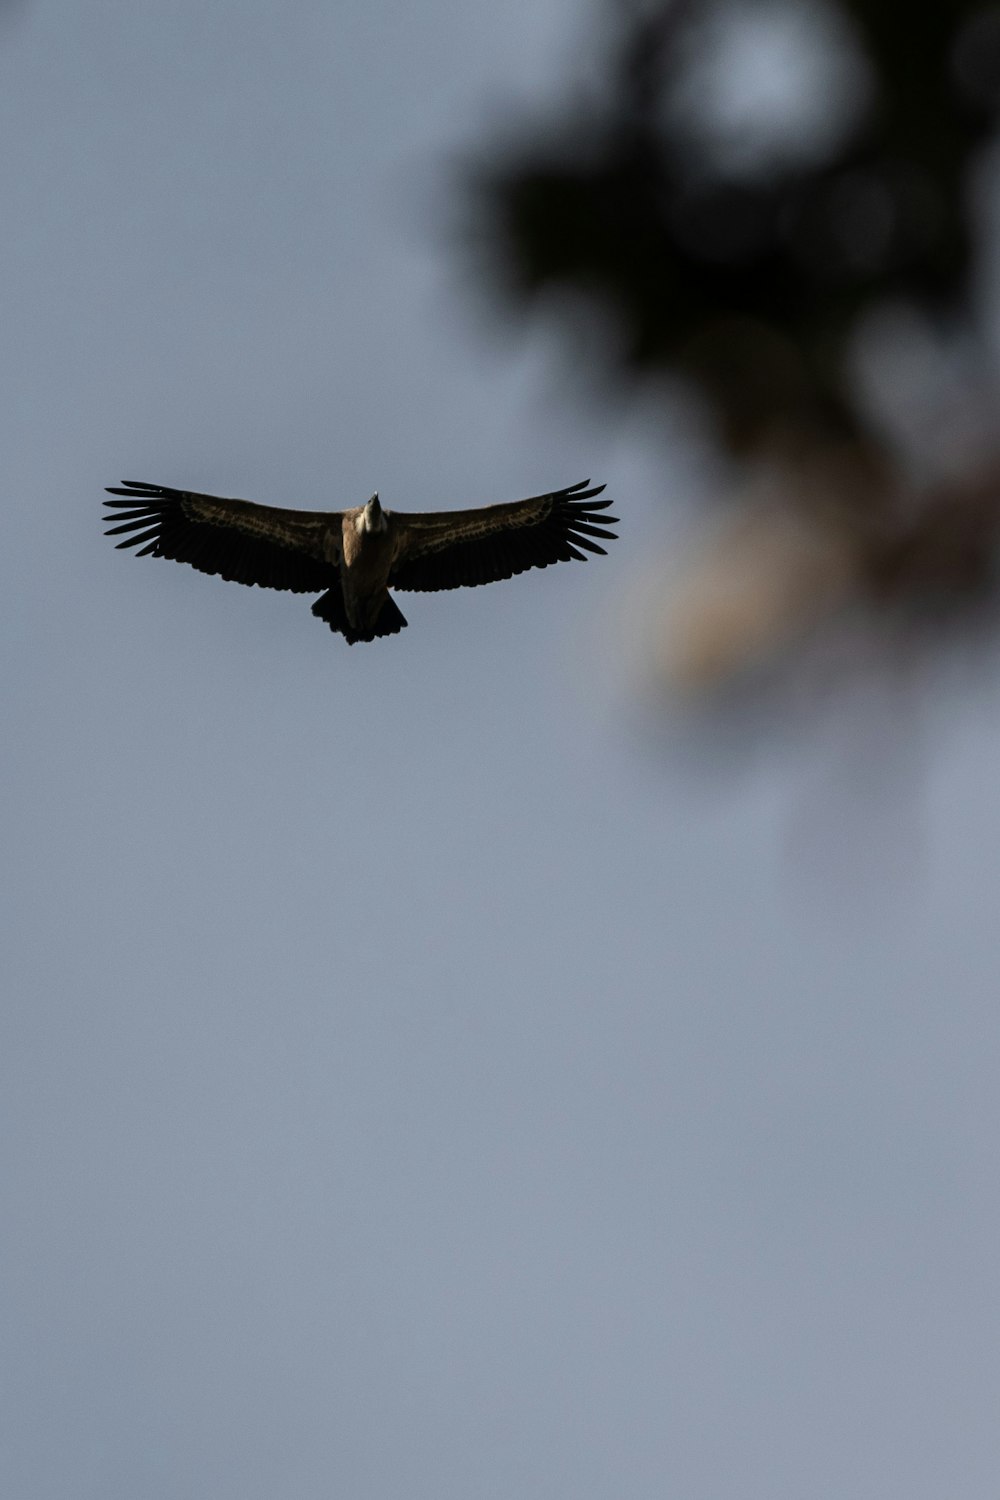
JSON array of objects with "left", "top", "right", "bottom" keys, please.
[
  {"left": 389, "top": 480, "right": 617, "bottom": 592},
  {"left": 103, "top": 481, "right": 338, "bottom": 592}
]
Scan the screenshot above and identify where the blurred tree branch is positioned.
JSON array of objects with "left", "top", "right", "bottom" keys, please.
[{"left": 461, "top": 0, "right": 1000, "bottom": 690}]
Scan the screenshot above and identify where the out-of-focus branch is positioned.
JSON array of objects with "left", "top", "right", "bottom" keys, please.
[{"left": 460, "top": 0, "right": 1000, "bottom": 709}]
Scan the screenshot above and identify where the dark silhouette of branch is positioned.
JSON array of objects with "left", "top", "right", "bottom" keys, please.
[{"left": 462, "top": 1, "right": 1000, "bottom": 688}]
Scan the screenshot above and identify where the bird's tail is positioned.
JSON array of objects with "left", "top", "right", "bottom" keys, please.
[{"left": 311, "top": 589, "right": 408, "bottom": 645}]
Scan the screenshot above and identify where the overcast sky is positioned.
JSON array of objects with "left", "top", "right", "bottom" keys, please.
[{"left": 3, "top": 3, "right": 1000, "bottom": 1497}]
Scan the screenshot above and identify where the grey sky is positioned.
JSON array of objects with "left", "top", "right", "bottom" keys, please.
[{"left": 3, "top": 2, "right": 1000, "bottom": 1496}]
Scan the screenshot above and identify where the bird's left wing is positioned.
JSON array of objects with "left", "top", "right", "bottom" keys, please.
[
  {"left": 104, "top": 481, "right": 337, "bottom": 592},
  {"left": 388, "top": 480, "right": 617, "bottom": 592}
]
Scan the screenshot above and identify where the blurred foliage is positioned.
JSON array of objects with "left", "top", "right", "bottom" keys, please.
[{"left": 464, "top": 0, "right": 1000, "bottom": 686}]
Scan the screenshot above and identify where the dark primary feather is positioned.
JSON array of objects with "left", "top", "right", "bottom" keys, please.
[
  {"left": 103, "top": 481, "right": 334, "bottom": 593},
  {"left": 389, "top": 480, "right": 619, "bottom": 592}
]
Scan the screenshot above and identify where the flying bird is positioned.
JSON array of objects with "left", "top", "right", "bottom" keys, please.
[{"left": 103, "top": 478, "right": 617, "bottom": 643}]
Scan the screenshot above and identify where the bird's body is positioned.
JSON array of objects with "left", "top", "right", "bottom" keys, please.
[
  {"left": 104, "top": 478, "right": 617, "bottom": 644},
  {"left": 338, "top": 495, "right": 395, "bottom": 635}
]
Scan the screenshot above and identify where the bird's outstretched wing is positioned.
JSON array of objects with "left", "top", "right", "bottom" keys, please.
[
  {"left": 103, "top": 481, "right": 338, "bottom": 592},
  {"left": 388, "top": 480, "right": 617, "bottom": 592}
]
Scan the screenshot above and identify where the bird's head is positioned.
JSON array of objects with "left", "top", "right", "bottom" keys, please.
[{"left": 362, "top": 492, "right": 386, "bottom": 532}]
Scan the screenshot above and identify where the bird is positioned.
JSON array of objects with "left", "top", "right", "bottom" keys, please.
[{"left": 103, "top": 477, "right": 618, "bottom": 643}]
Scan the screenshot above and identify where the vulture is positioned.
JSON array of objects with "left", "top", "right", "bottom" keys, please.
[{"left": 103, "top": 477, "right": 618, "bottom": 643}]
